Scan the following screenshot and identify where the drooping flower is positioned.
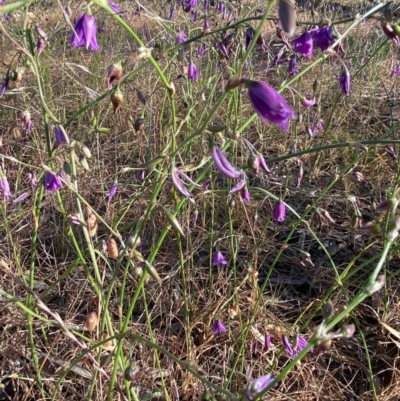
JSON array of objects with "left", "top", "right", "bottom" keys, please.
[
  {"left": 170, "top": 168, "right": 194, "bottom": 198},
  {"left": 176, "top": 29, "right": 187, "bottom": 44},
  {"left": 307, "top": 120, "right": 324, "bottom": 137},
  {"left": 310, "top": 26, "right": 334, "bottom": 51},
  {"left": 242, "top": 79, "right": 296, "bottom": 131},
  {"left": 37, "top": 39, "right": 46, "bottom": 56},
  {"left": 108, "top": 1, "right": 121, "bottom": 14},
  {"left": 244, "top": 27, "right": 255, "bottom": 50},
  {"left": 44, "top": 171, "right": 63, "bottom": 192},
  {"left": 0, "top": 77, "right": 9, "bottom": 98},
  {"left": 54, "top": 126, "right": 69, "bottom": 147},
  {"left": 0, "top": 173, "right": 11, "bottom": 201},
  {"left": 292, "top": 31, "right": 313, "bottom": 57},
  {"left": 228, "top": 179, "right": 246, "bottom": 195},
  {"left": 70, "top": 12, "right": 100, "bottom": 51},
  {"left": 213, "top": 251, "right": 227, "bottom": 265},
  {"left": 107, "top": 60, "right": 123, "bottom": 89},
  {"left": 198, "top": 43, "right": 207, "bottom": 56},
  {"left": 212, "top": 320, "right": 227, "bottom": 334},
  {"left": 241, "top": 188, "right": 251, "bottom": 203},
  {"left": 288, "top": 54, "right": 298, "bottom": 75},
  {"left": 188, "top": 63, "right": 199, "bottom": 81},
  {"left": 339, "top": 69, "right": 350, "bottom": 95},
  {"left": 203, "top": 19, "right": 210, "bottom": 33},
  {"left": 217, "top": 1, "right": 225, "bottom": 13},
  {"left": 300, "top": 97, "right": 316, "bottom": 107},
  {"left": 272, "top": 201, "right": 286, "bottom": 222},
  {"left": 381, "top": 22, "right": 400, "bottom": 45},
  {"left": 244, "top": 373, "right": 275, "bottom": 400},
  {"left": 211, "top": 146, "right": 241, "bottom": 179},
  {"left": 169, "top": 7, "right": 175, "bottom": 20},
  {"left": 107, "top": 182, "right": 118, "bottom": 198},
  {"left": 203, "top": 0, "right": 209, "bottom": 12},
  {"left": 183, "top": 0, "right": 197, "bottom": 13}
]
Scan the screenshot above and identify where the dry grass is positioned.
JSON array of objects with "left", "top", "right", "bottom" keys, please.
[{"left": 1, "top": 0, "right": 400, "bottom": 400}]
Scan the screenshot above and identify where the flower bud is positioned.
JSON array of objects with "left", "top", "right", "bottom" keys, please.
[
  {"left": 322, "top": 300, "right": 334, "bottom": 320},
  {"left": 126, "top": 233, "right": 141, "bottom": 249},
  {"left": 278, "top": 0, "right": 296, "bottom": 38},
  {"left": 107, "top": 238, "right": 119, "bottom": 259},
  {"left": 107, "top": 61, "right": 122, "bottom": 89},
  {"left": 85, "top": 311, "right": 99, "bottom": 332},
  {"left": 134, "top": 118, "right": 145, "bottom": 133},
  {"left": 110, "top": 88, "right": 123, "bottom": 114},
  {"left": 225, "top": 75, "right": 243, "bottom": 91},
  {"left": 247, "top": 153, "right": 260, "bottom": 174},
  {"left": 366, "top": 275, "right": 385, "bottom": 295},
  {"left": 341, "top": 324, "right": 356, "bottom": 339},
  {"left": 81, "top": 145, "right": 92, "bottom": 159},
  {"left": 386, "top": 216, "right": 400, "bottom": 242},
  {"left": 133, "top": 266, "right": 143, "bottom": 278},
  {"left": 35, "top": 25, "right": 48, "bottom": 41},
  {"left": 78, "top": 155, "right": 90, "bottom": 171},
  {"left": 124, "top": 364, "right": 140, "bottom": 382}
]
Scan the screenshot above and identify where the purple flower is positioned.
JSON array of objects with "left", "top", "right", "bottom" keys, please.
[
  {"left": 292, "top": 31, "right": 313, "bottom": 57},
  {"left": 245, "top": 374, "right": 275, "bottom": 400},
  {"left": 307, "top": 121, "right": 324, "bottom": 137},
  {"left": 213, "top": 251, "right": 227, "bottom": 265},
  {"left": 20, "top": 110, "right": 33, "bottom": 133},
  {"left": 28, "top": 171, "right": 37, "bottom": 188},
  {"left": 382, "top": 23, "right": 400, "bottom": 45},
  {"left": 0, "top": 175, "right": 11, "bottom": 201},
  {"left": 217, "top": 1, "right": 225, "bottom": 13},
  {"left": 107, "top": 182, "right": 118, "bottom": 198},
  {"left": 391, "top": 66, "right": 400, "bottom": 77},
  {"left": 54, "top": 126, "right": 69, "bottom": 147},
  {"left": 229, "top": 179, "right": 246, "bottom": 194},
  {"left": 188, "top": 63, "right": 199, "bottom": 81},
  {"left": 215, "top": 41, "right": 230, "bottom": 60},
  {"left": 282, "top": 335, "right": 295, "bottom": 357},
  {"left": 339, "top": 69, "right": 350, "bottom": 95},
  {"left": 37, "top": 38, "right": 46, "bottom": 56},
  {"left": 44, "top": 172, "right": 62, "bottom": 192},
  {"left": 386, "top": 145, "right": 397, "bottom": 160},
  {"left": 288, "top": 54, "right": 298, "bottom": 75},
  {"left": 212, "top": 320, "right": 227, "bottom": 334},
  {"left": 183, "top": 0, "right": 197, "bottom": 12},
  {"left": 0, "top": 78, "right": 9, "bottom": 98},
  {"left": 198, "top": 43, "right": 207, "bottom": 56},
  {"left": 176, "top": 30, "right": 187, "bottom": 44},
  {"left": 203, "top": 19, "right": 210, "bottom": 33},
  {"left": 211, "top": 146, "right": 241, "bottom": 179},
  {"left": 244, "top": 27, "right": 255, "bottom": 50},
  {"left": 134, "top": 7, "right": 141, "bottom": 16},
  {"left": 108, "top": 1, "right": 121, "bottom": 14},
  {"left": 241, "top": 188, "right": 250, "bottom": 203},
  {"left": 310, "top": 26, "right": 334, "bottom": 51},
  {"left": 70, "top": 13, "right": 100, "bottom": 51},
  {"left": 13, "top": 192, "right": 29, "bottom": 203},
  {"left": 203, "top": 0, "right": 209, "bottom": 12},
  {"left": 243, "top": 80, "right": 296, "bottom": 131},
  {"left": 265, "top": 334, "right": 271, "bottom": 351},
  {"left": 300, "top": 97, "right": 316, "bottom": 107},
  {"left": 272, "top": 201, "right": 286, "bottom": 222},
  {"left": 169, "top": 8, "right": 175, "bottom": 20},
  {"left": 170, "top": 168, "right": 194, "bottom": 198}
]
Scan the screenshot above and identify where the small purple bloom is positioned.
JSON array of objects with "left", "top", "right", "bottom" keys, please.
[
  {"left": 265, "top": 334, "right": 271, "bottom": 351},
  {"left": 391, "top": 66, "right": 400, "bottom": 77},
  {"left": 241, "top": 188, "right": 250, "bottom": 203},
  {"left": 213, "top": 251, "right": 227, "bottom": 265},
  {"left": 176, "top": 30, "right": 187, "bottom": 44},
  {"left": 310, "top": 26, "right": 334, "bottom": 51},
  {"left": 0, "top": 78, "right": 9, "bottom": 98},
  {"left": 70, "top": 13, "right": 100, "bottom": 51},
  {"left": 169, "top": 8, "right": 175, "bottom": 20},
  {"left": 198, "top": 43, "right": 207, "bottom": 56},
  {"left": 272, "top": 201, "right": 286, "bottom": 222},
  {"left": 108, "top": 1, "right": 121, "bottom": 14},
  {"left": 300, "top": 97, "right": 316, "bottom": 107},
  {"left": 203, "top": 0, "right": 209, "bottom": 12},
  {"left": 171, "top": 169, "right": 194, "bottom": 198},
  {"left": 107, "top": 182, "right": 118, "bottom": 198},
  {"left": 386, "top": 145, "right": 397, "bottom": 160},
  {"left": 282, "top": 335, "right": 294, "bottom": 357},
  {"left": 288, "top": 54, "right": 298, "bottom": 75},
  {"left": 339, "top": 69, "right": 350, "bottom": 95},
  {"left": 244, "top": 27, "right": 255, "bottom": 50},
  {"left": 20, "top": 110, "right": 33, "bottom": 133},
  {"left": 292, "top": 31, "right": 313, "bottom": 57},
  {"left": 183, "top": 0, "right": 197, "bottom": 12},
  {"left": 217, "top": 1, "right": 225, "bottom": 13},
  {"left": 229, "top": 179, "right": 246, "bottom": 194},
  {"left": 188, "top": 63, "right": 199, "bottom": 81},
  {"left": 13, "top": 192, "right": 30, "bottom": 203},
  {"left": 211, "top": 146, "right": 241, "bottom": 179},
  {"left": 203, "top": 19, "right": 210, "bottom": 33},
  {"left": 0, "top": 175, "right": 11, "bottom": 201},
  {"left": 212, "top": 320, "right": 227, "bottom": 334},
  {"left": 44, "top": 171, "right": 62, "bottom": 192},
  {"left": 245, "top": 374, "right": 275, "bottom": 400},
  {"left": 28, "top": 171, "right": 37, "bottom": 188},
  {"left": 307, "top": 121, "right": 324, "bottom": 137},
  {"left": 54, "top": 126, "right": 69, "bottom": 147},
  {"left": 243, "top": 80, "right": 296, "bottom": 131},
  {"left": 37, "top": 38, "right": 46, "bottom": 56}
]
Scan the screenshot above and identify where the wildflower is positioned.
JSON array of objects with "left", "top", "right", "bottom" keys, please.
[
  {"left": 292, "top": 31, "right": 313, "bottom": 57},
  {"left": 28, "top": 171, "right": 37, "bottom": 188},
  {"left": 134, "top": 7, "right": 141, "bottom": 16},
  {"left": 244, "top": 27, "right": 255, "bottom": 50},
  {"left": 381, "top": 22, "right": 400, "bottom": 45},
  {"left": 0, "top": 77, "right": 9, "bottom": 98},
  {"left": 107, "top": 182, "right": 118, "bottom": 198},
  {"left": 176, "top": 30, "right": 187, "bottom": 44},
  {"left": 20, "top": 110, "right": 33, "bottom": 133},
  {"left": 241, "top": 188, "right": 251, "bottom": 203},
  {"left": 183, "top": 0, "right": 197, "bottom": 13},
  {"left": 391, "top": 66, "right": 400, "bottom": 77},
  {"left": 211, "top": 146, "right": 241, "bottom": 179},
  {"left": 288, "top": 54, "right": 298, "bottom": 75},
  {"left": 44, "top": 171, "right": 62, "bottom": 192},
  {"left": 265, "top": 334, "right": 271, "bottom": 351},
  {"left": 272, "top": 201, "right": 286, "bottom": 222},
  {"left": 351, "top": 172, "right": 366, "bottom": 183},
  {"left": 108, "top": 1, "right": 121, "bottom": 14},
  {"left": 13, "top": 192, "right": 29, "bottom": 203},
  {"left": 188, "top": 63, "right": 199, "bottom": 81},
  {"left": 386, "top": 145, "right": 397, "bottom": 160},
  {"left": 170, "top": 168, "right": 194, "bottom": 198},
  {"left": 203, "top": 19, "right": 210, "bottom": 33},
  {"left": 217, "top": 1, "right": 225, "bottom": 13},
  {"left": 242, "top": 79, "right": 296, "bottom": 131},
  {"left": 245, "top": 373, "right": 275, "bottom": 400},
  {"left": 259, "top": 154, "right": 271, "bottom": 174},
  {"left": 0, "top": 174, "right": 11, "bottom": 200},
  {"left": 212, "top": 320, "right": 227, "bottom": 334},
  {"left": 307, "top": 121, "right": 324, "bottom": 137},
  {"left": 247, "top": 153, "right": 260, "bottom": 174},
  {"left": 310, "top": 26, "right": 334, "bottom": 51},
  {"left": 377, "top": 199, "right": 395, "bottom": 211},
  {"left": 282, "top": 335, "right": 295, "bottom": 358},
  {"left": 203, "top": 0, "right": 209, "bottom": 12},
  {"left": 229, "top": 179, "right": 246, "bottom": 195},
  {"left": 300, "top": 97, "right": 315, "bottom": 107},
  {"left": 215, "top": 41, "right": 230, "bottom": 60},
  {"left": 107, "top": 61, "right": 122, "bottom": 89},
  {"left": 54, "top": 126, "right": 69, "bottom": 147},
  {"left": 198, "top": 44, "right": 207, "bottom": 56},
  {"left": 37, "top": 38, "right": 46, "bottom": 56},
  {"left": 213, "top": 251, "right": 227, "bottom": 265},
  {"left": 70, "top": 12, "right": 100, "bottom": 51},
  {"left": 339, "top": 69, "right": 350, "bottom": 95}
]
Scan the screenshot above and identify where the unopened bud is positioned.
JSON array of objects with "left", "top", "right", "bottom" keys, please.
[
  {"left": 278, "top": 0, "right": 296, "bottom": 38},
  {"left": 81, "top": 145, "right": 92, "bottom": 159},
  {"left": 127, "top": 233, "right": 141, "bottom": 249},
  {"left": 247, "top": 153, "right": 260, "bottom": 174},
  {"left": 341, "top": 324, "right": 356, "bottom": 339},
  {"left": 110, "top": 88, "right": 123, "bottom": 114},
  {"left": 85, "top": 311, "right": 99, "bottom": 332},
  {"left": 322, "top": 300, "right": 334, "bottom": 320},
  {"left": 367, "top": 275, "right": 385, "bottom": 295},
  {"left": 124, "top": 364, "right": 140, "bottom": 382},
  {"left": 134, "top": 118, "right": 145, "bottom": 133},
  {"left": 386, "top": 216, "right": 400, "bottom": 242}
]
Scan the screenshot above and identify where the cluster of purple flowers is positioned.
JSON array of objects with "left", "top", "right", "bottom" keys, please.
[{"left": 292, "top": 26, "right": 336, "bottom": 58}]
